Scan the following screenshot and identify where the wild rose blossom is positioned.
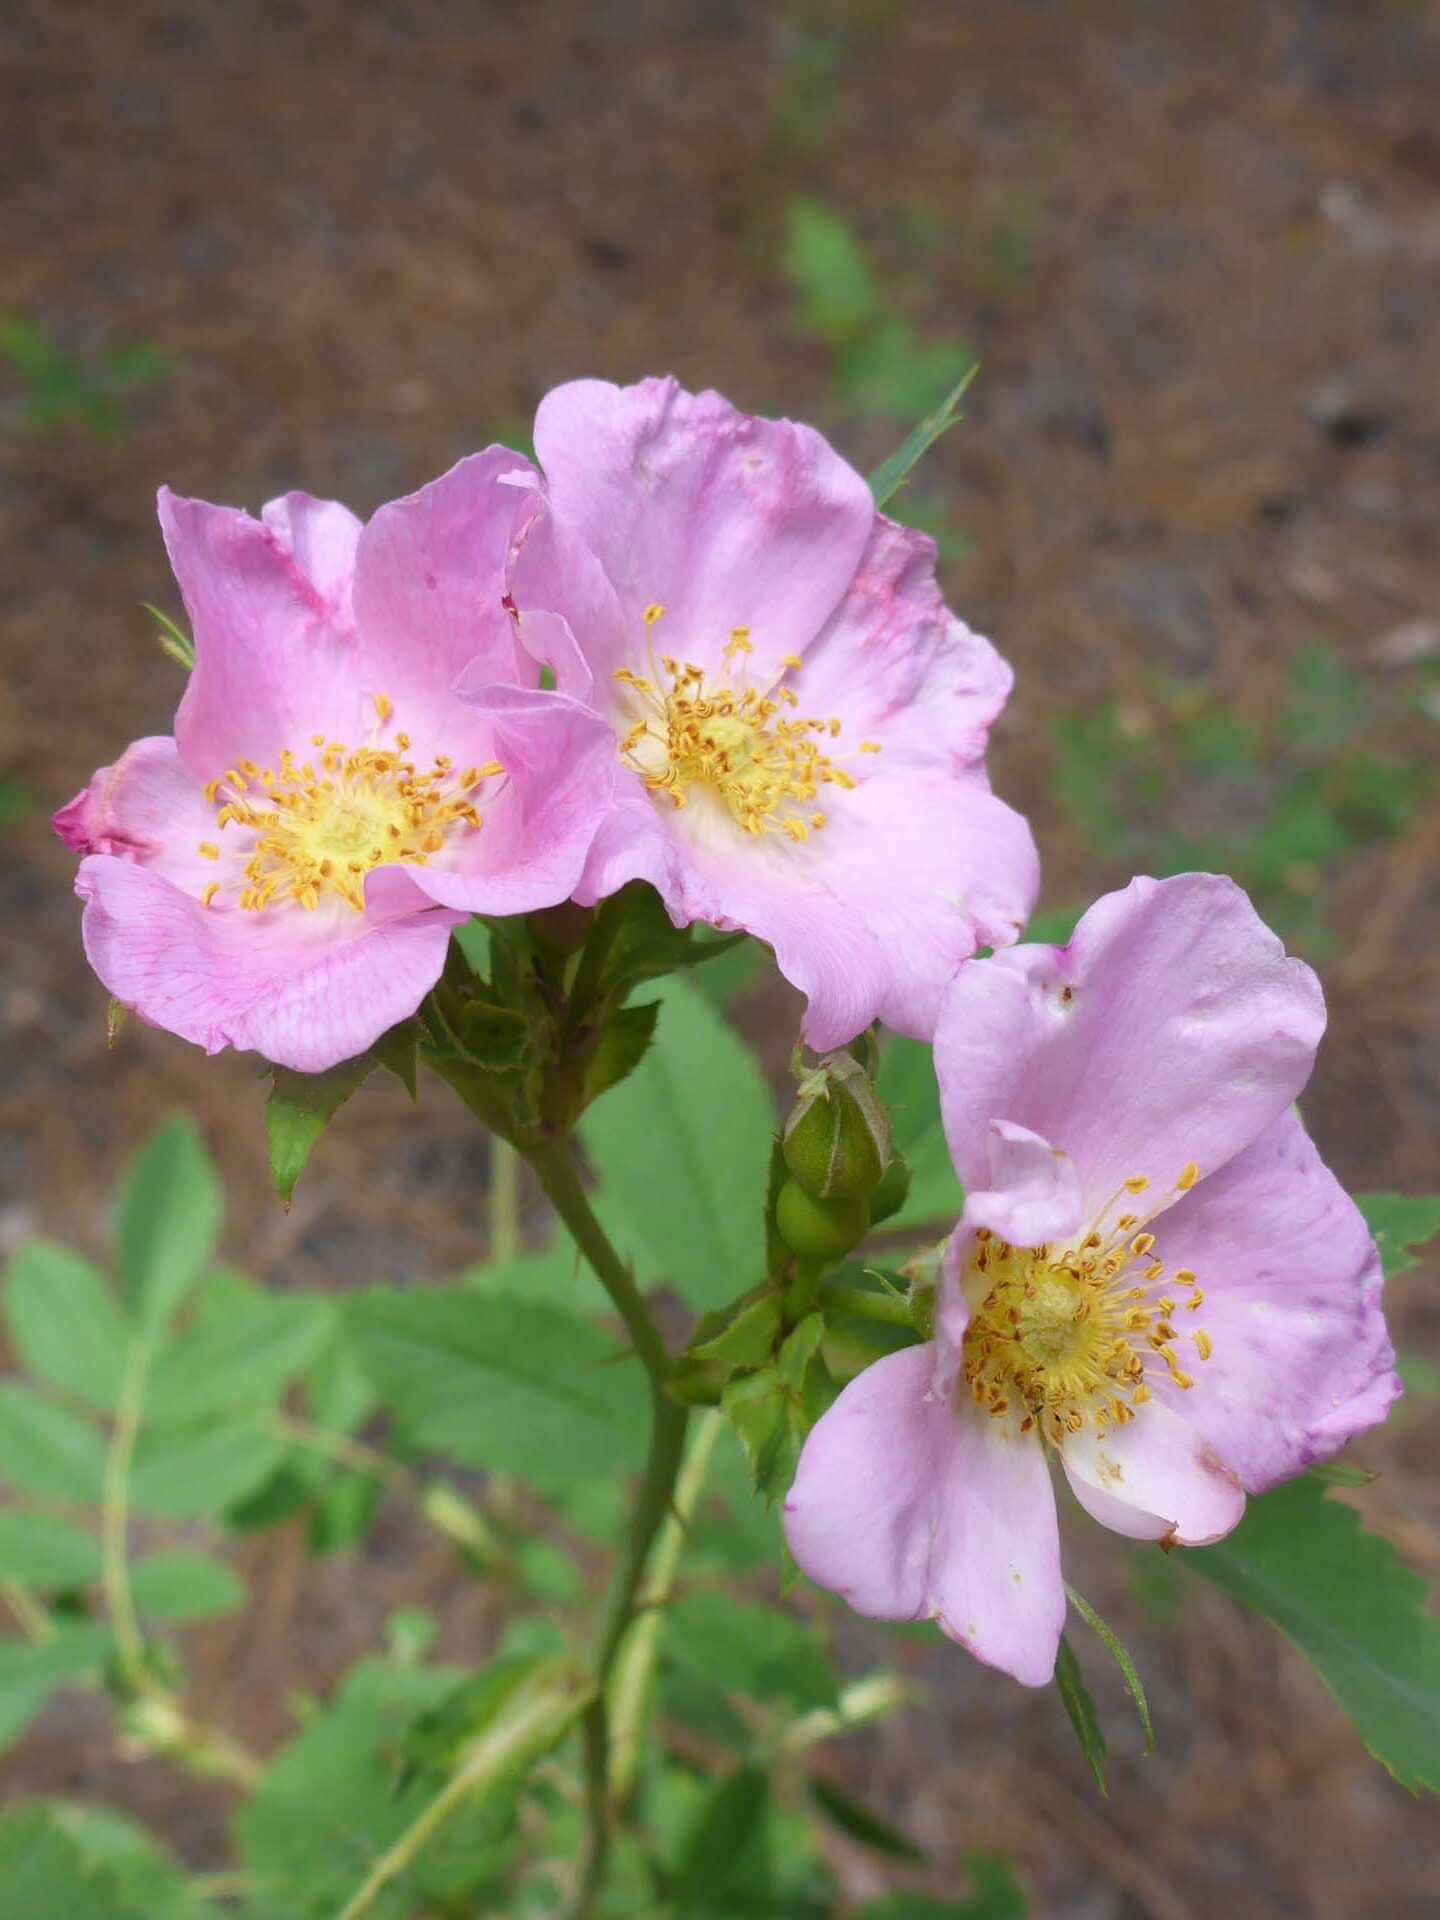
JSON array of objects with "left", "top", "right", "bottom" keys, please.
[
  {"left": 783, "top": 874, "right": 1399, "bottom": 1685},
  {"left": 55, "top": 453, "right": 614, "bottom": 1072},
  {"left": 501, "top": 377, "right": 1039, "bottom": 1048}
]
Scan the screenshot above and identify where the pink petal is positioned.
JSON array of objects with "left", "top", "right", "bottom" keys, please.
[
  {"left": 936, "top": 874, "right": 1326, "bottom": 1213},
  {"left": 352, "top": 448, "right": 542, "bottom": 747},
  {"left": 1063, "top": 1398, "right": 1245, "bottom": 1545},
  {"left": 74, "top": 856, "right": 461, "bottom": 1073},
  {"left": 161, "top": 489, "right": 364, "bottom": 779},
  {"left": 799, "top": 516, "right": 1016, "bottom": 770},
  {"left": 784, "top": 1344, "right": 1066, "bottom": 1686},
  {"left": 53, "top": 737, "right": 219, "bottom": 895},
  {"left": 413, "top": 685, "right": 616, "bottom": 915},
  {"left": 1142, "top": 1109, "right": 1399, "bottom": 1490},
  {"left": 261, "top": 493, "right": 363, "bottom": 618},
  {"left": 530, "top": 377, "right": 875, "bottom": 685},
  {"left": 965, "top": 1121, "right": 1085, "bottom": 1246}
]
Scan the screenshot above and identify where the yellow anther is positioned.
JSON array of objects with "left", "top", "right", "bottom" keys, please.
[
  {"left": 374, "top": 692, "right": 393, "bottom": 722},
  {"left": 781, "top": 652, "right": 803, "bottom": 670},
  {"left": 644, "top": 603, "right": 666, "bottom": 625},
  {"left": 198, "top": 842, "right": 220, "bottom": 861},
  {"left": 1177, "top": 1160, "right": 1200, "bottom": 1191},
  {"left": 859, "top": 740, "right": 883, "bottom": 753},
  {"left": 1125, "top": 1175, "right": 1151, "bottom": 1193},
  {"left": 1193, "top": 1329, "right": 1213, "bottom": 1361},
  {"left": 201, "top": 881, "right": 219, "bottom": 908}
]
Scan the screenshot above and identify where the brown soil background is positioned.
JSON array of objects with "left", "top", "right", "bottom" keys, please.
[{"left": 2, "top": 2, "right": 1439, "bottom": 1913}]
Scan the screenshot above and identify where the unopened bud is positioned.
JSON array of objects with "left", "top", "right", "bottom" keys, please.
[
  {"left": 775, "top": 1177, "right": 869, "bottom": 1262},
  {"left": 782, "top": 1053, "right": 894, "bottom": 1200}
]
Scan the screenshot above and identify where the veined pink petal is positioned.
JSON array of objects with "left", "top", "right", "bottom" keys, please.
[
  {"left": 54, "top": 736, "right": 227, "bottom": 896},
  {"left": 964, "top": 1121, "right": 1085, "bottom": 1247},
  {"left": 353, "top": 448, "right": 542, "bottom": 744},
  {"left": 1142, "top": 1109, "right": 1399, "bottom": 1490},
  {"left": 163, "top": 489, "right": 364, "bottom": 779},
  {"left": 75, "top": 856, "right": 461, "bottom": 1073},
  {"left": 531, "top": 377, "right": 875, "bottom": 686},
  {"left": 415, "top": 685, "right": 617, "bottom": 915},
  {"left": 936, "top": 873, "right": 1326, "bottom": 1212},
  {"left": 784, "top": 1344, "right": 1066, "bottom": 1687},
  {"left": 1063, "top": 1398, "right": 1245, "bottom": 1545}
]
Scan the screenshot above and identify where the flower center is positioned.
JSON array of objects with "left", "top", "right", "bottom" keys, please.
[
  {"left": 611, "top": 608, "right": 880, "bottom": 843},
  {"left": 961, "top": 1169, "right": 1212, "bottom": 1447},
  {"left": 195, "top": 696, "right": 500, "bottom": 913}
]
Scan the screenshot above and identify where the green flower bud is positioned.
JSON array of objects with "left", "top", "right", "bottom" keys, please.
[
  {"left": 782, "top": 1053, "right": 894, "bottom": 1200},
  {"left": 868, "top": 1155, "right": 912, "bottom": 1227},
  {"left": 775, "top": 1177, "right": 869, "bottom": 1262}
]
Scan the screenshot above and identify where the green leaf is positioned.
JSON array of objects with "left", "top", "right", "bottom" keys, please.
[
  {"left": 130, "top": 1549, "right": 246, "bottom": 1621},
  {"left": 32, "top": 1804, "right": 216, "bottom": 1920},
  {"left": 861, "top": 1851, "right": 1026, "bottom": 1919},
  {"left": 877, "top": 1035, "right": 959, "bottom": 1229},
  {"left": 266, "top": 1058, "right": 375, "bottom": 1209},
  {"left": 130, "top": 1417, "right": 285, "bottom": 1517},
  {"left": 868, "top": 363, "right": 979, "bottom": 509},
  {"left": 0, "top": 1510, "right": 102, "bottom": 1589},
  {"left": 672, "top": 1764, "right": 772, "bottom": 1914},
  {"left": 1185, "top": 1475, "right": 1440, "bottom": 1791},
  {"left": 0, "top": 1625, "right": 111, "bottom": 1751},
  {"left": 0, "top": 1805, "right": 141, "bottom": 1916},
  {"left": 1356, "top": 1193, "right": 1440, "bottom": 1278},
  {"left": 579, "top": 975, "right": 774, "bottom": 1310},
  {"left": 146, "top": 1283, "right": 332, "bottom": 1424},
  {"left": 1065, "top": 1584, "right": 1153, "bottom": 1755},
  {"left": 691, "top": 1291, "right": 783, "bottom": 1369},
  {"left": 783, "top": 200, "right": 881, "bottom": 345},
  {"left": 0, "top": 1383, "right": 106, "bottom": 1501},
  {"left": 807, "top": 1774, "right": 923, "bottom": 1861},
  {"left": 460, "top": 1243, "right": 607, "bottom": 1312},
  {"left": 115, "top": 1118, "right": 221, "bottom": 1332},
  {"left": 581, "top": 998, "right": 660, "bottom": 1110},
  {"left": 1054, "top": 1635, "right": 1108, "bottom": 1795},
  {"left": 401, "top": 1652, "right": 559, "bottom": 1781},
  {"left": 345, "top": 1289, "right": 646, "bottom": 1480},
  {"left": 664, "top": 1592, "right": 838, "bottom": 1712},
  {"left": 238, "top": 1658, "right": 514, "bottom": 1919},
  {"left": 721, "top": 1314, "right": 828, "bottom": 1505},
  {"left": 4, "top": 1241, "right": 129, "bottom": 1411}
]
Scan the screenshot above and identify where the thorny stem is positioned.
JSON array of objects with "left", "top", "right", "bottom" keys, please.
[{"left": 526, "top": 1137, "right": 689, "bottom": 1918}]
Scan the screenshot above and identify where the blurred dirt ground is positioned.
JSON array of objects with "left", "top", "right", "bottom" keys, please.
[{"left": 2, "top": 1, "right": 1439, "bottom": 1913}]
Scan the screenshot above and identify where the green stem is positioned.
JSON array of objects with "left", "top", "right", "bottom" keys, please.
[
  {"left": 491, "top": 1138, "right": 522, "bottom": 1260},
  {"left": 331, "top": 1674, "right": 594, "bottom": 1920},
  {"left": 785, "top": 1254, "right": 827, "bottom": 1327},
  {"left": 525, "top": 1138, "right": 689, "bottom": 1917},
  {"left": 103, "top": 1339, "right": 151, "bottom": 1681},
  {"left": 608, "top": 1409, "right": 723, "bottom": 1805},
  {"left": 1, "top": 1578, "right": 52, "bottom": 1645}
]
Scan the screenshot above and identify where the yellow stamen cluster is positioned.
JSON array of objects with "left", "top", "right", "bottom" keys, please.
[
  {"left": 961, "top": 1168, "right": 1210, "bottom": 1448},
  {"left": 612, "top": 613, "right": 876, "bottom": 842},
  {"left": 196, "top": 697, "right": 499, "bottom": 913}
]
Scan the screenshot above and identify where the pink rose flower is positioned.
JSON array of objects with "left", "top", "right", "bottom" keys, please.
[
  {"left": 783, "top": 875, "right": 1399, "bottom": 1685},
  {"left": 503, "top": 377, "right": 1038, "bottom": 1048},
  {"left": 55, "top": 452, "right": 615, "bottom": 1072}
]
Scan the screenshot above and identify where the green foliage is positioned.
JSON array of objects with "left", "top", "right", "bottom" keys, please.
[
  {"left": 1050, "top": 648, "right": 1432, "bottom": 956},
  {"left": 266, "top": 1057, "right": 377, "bottom": 1207},
  {"left": 783, "top": 200, "right": 977, "bottom": 434},
  {"left": 4, "top": 1242, "right": 129, "bottom": 1410},
  {"left": 115, "top": 1116, "right": 221, "bottom": 1332},
  {"left": 345, "top": 1288, "right": 647, "bottom": 1480},
  {"left": 1065, "top": 1585, "right": 1153, "bottom": 1756},
  {"left": 0, "top": 1626, "right": 112, "bottom": 1750},
  {"left": 664, "top": 1592, "right": 838, "bottom": 1714},
  {"left": 861, "top": 1852, "right": 1027, "bottom": 1919},
  {"left": 1356, "top": 1193, "right": 1440, "bottom": 1278},
  {"left": 0, "top": 315, "right": 166, "bottom": 436},
  {"left": 128, "top": 1550, "right": 246, "bottom": 1622},
  {"left": 580, "top": 975, "right": 775, "bottom": 1310},
  {"left": 1054, "top": 1636, "right": 1108, "bottom": 1795},
  {"left": 1187, "top": 1475, "right": 1440, "bottom": 1791},
  {"left": 238, "top": 1658, "right": 515, "bottom": 1918},
  {"left": 722, "top": 1312, "right": 833, "bottom": 1504}
]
